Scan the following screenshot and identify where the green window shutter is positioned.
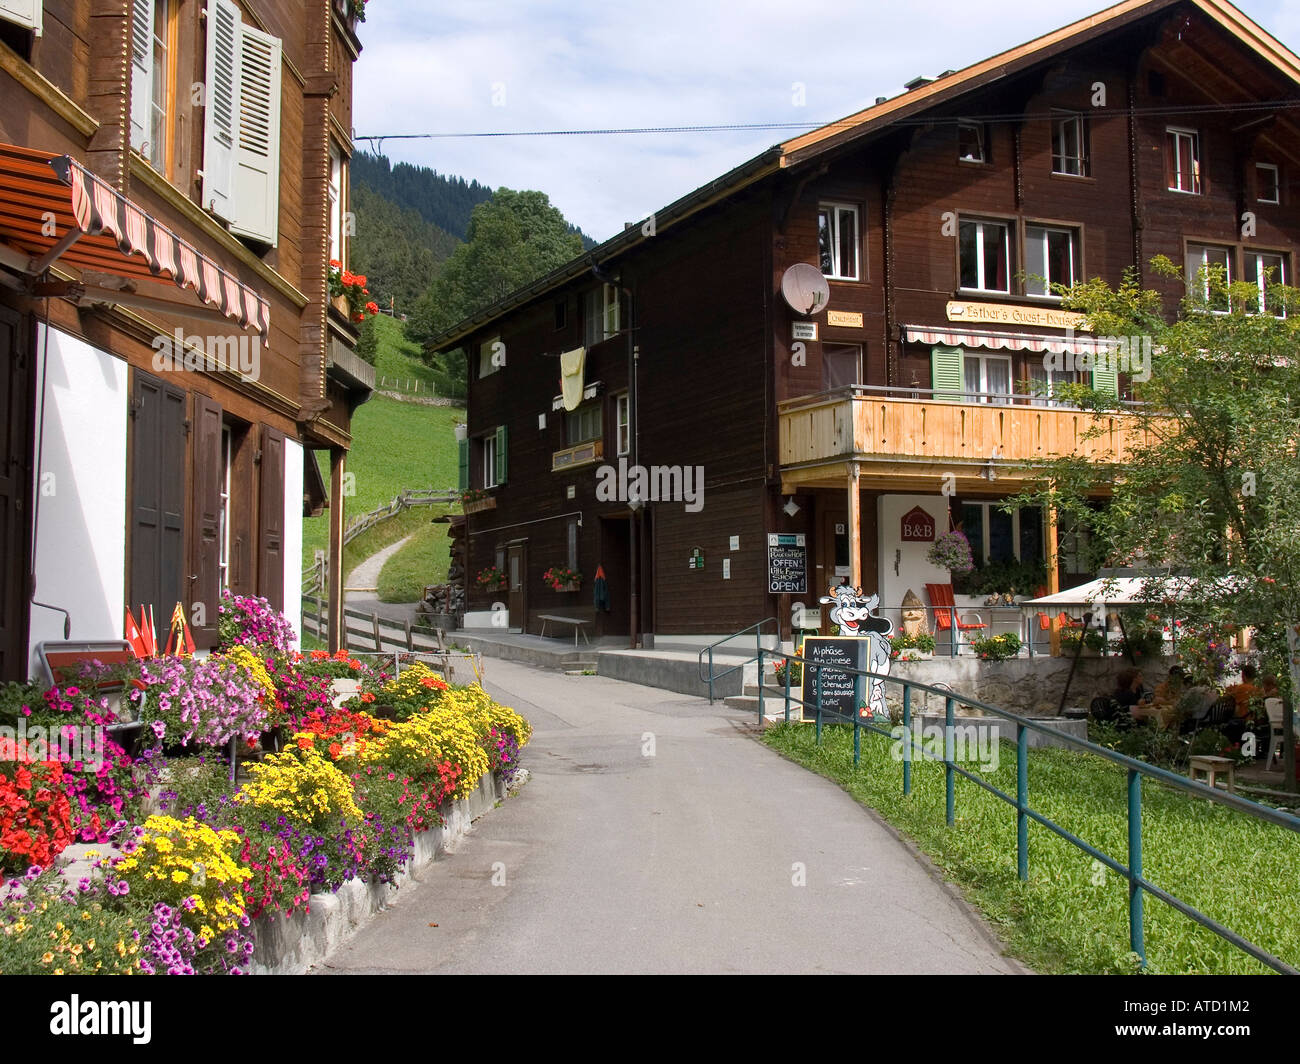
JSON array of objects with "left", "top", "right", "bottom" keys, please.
[
  {"left": 1091, "top": 358, "right": 1119, "bottom": 398},
  {"left": 495, "top": 424, "right": 508, "bottom": 485},
  {"left": 931, "top": 346, "right": 963, "bottom": 401},
  {"left": 457, "top": 438, "right": 469, "bottom": 492}
]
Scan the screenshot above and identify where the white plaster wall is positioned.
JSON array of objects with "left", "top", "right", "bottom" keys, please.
[
  {"left": 27, "top": 325, "right": 128, "bottom": 676},
  {"left": 876, "top": 494, "right": 952, "bottom": 612},
  {"left": 283, "top": 439, "right": 304, "bottom": 643}
]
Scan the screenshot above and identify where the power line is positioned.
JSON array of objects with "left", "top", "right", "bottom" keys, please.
[{"left": 355, "top": 98, "right": 1300, "bottom": 146}]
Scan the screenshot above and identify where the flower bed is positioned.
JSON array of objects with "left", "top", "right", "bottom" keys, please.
[{"left": 0, "top": 594, "right": 532, "bottom": 974}]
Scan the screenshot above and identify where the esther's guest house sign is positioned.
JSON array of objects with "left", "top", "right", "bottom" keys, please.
[{"left": 900, "top": 506, "right": 936, "bottom": 542}]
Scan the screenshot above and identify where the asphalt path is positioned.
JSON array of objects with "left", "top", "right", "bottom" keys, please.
[{"left": 317, "top": 659, "right": 1023, "bottom": 975}]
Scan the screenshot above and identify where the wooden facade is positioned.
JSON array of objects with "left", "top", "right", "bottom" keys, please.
[
  {"left": 430, "top": 0, "right": 1300, "bottom": 644},
  {"left": 0, "top": 0, "right": 371, "bottom": 678}
]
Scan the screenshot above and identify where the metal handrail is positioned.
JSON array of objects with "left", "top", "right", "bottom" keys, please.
[
  {"left": 755, "top": 647, "right": 1300, "bottom": 974},
  {"left": 698, "top": 617, "right": 778, "bottom": 704}
]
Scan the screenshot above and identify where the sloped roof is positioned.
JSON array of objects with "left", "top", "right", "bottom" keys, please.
[{"left": 427, "top": 0, "right": 1300, "bottom": 354}]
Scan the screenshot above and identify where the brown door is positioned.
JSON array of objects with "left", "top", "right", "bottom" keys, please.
[
  {"left": 129, "top": 370, "right": 187, "bottom": 638},
  {"left": 0, "top": 305, "right": 32, "bottom": 680},
  {"left": 507, "top": 542, "right": 527, "bottom": 632}
]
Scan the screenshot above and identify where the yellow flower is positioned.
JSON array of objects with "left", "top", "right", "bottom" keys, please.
[{"left": 41, "top": 952, "right": 53, "bottom": 965}]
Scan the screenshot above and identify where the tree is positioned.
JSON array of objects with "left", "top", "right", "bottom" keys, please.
[
  {"left": 406, "top": 189, "right": 586, "bottom": 385},
  {"left": 1008, "top": 257, "right": 1300, "bottom": 787}
]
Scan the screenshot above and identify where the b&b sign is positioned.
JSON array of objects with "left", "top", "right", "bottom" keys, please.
[{"left": 900, "top": 506, "right": 936, "bottom": 542}]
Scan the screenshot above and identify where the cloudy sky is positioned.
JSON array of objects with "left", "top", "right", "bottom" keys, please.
[{"left": 353, "top": 0, "right": 1299, "bottom": 242}]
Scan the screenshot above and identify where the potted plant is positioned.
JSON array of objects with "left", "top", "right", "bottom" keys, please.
[
  {"left": 328, "top": 262, "right": 378, "bottom": 325},
  {"left": 772, "top": 657, "right": 803, "bottom": 687},
  {"left": 889, "top": 631, "right": 936, "bottom": 662},
  {"left": 461, "top": 487, "right": 496, "bottom": 514},
  {"left": 970, "top": 632, "right": 1023, "bottom": 661},
  {"left": 542, "top": 566, "right": 582, "bottom": 592},
  {"left": 927, "top": 530, "right": 975, "bottom": 574},
  {"left": 1060, "top": 628, "right": 1106, "bottom": 656},
  {"left": 475, "top": 566, "right": 507, "bottom": 593}
]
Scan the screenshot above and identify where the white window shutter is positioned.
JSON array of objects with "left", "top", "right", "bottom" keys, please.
[
  {"left": 201, "top": 0, "right": 240, "bottom": 221},
  {"left": 0, "top": 0, "right": 42, "bottom": 35},
  {"left": 129, "top": 0, "right": 153, "bottom": 155},
  {"left": 229, "top": 21, "right": 282, "bottom": 245}
]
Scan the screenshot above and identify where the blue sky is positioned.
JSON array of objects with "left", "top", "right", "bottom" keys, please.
[{"left": 353, "top": 0, "right": 1300, "bottom": 243}]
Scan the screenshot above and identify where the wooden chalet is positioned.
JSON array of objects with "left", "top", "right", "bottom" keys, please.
[
  {"left": 427, "top": 0, "right": 1300, "bottom": 648},
  {"left": 0, "top": 0, "right": 371, "bottom": 679}
]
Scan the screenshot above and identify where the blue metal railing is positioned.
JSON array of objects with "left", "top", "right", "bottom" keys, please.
[
  {"left": 698, "top": 618, "right": 778, "bottom": 704},
  {"left": 754, "top": 647, "right": 1300, "bottom": 974}
]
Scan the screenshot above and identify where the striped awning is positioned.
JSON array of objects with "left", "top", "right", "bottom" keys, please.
[
  {"left": 904, "top": 325, "right": 1117, "bottom": 356},
  {"left": 0, "top": 143, "right": 269, "bottom": 342}
]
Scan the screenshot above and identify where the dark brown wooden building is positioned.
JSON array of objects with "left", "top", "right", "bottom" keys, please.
[
  {"left": 428, "top": 0, "right": 1300, "bottom": 648},
  {"left": 0, "top": 0, "right": 371, "bottom": 679}
]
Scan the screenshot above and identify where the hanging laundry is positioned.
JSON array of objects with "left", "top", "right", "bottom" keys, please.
[{"left": 560, "top": 346, "right": 587, "bottom": 411}]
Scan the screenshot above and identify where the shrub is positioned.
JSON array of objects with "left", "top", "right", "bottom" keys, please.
[
  {"left": 361, "top": 708, "right": 488, "bottom": 802},
  {"left": 235, "top": 741, "right": 363, "bottom": 830}
]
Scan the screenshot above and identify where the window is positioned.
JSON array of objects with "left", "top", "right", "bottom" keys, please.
[
  {"left": 565, "top": 402, "right": 602, "bottom": 446},
  {"left": 615, "top": 392, "right": 630, "bottom": 456},
  {"left": 482, "top": 433, "right": 498, "bottom": 489},
  {"left": 1256, "top": 162, "right": 1280, "bottom": 204},
  {"left": 958, "top": 122, "right": 985, "bottom": 163},
  {"left": 959, "top": 218, "right": 1011, "bottom": 293},
  {"left": 1024, "top": 362, "right": 1078, "bottom": 407},
  {"left": 1024, "top": 225, "right": 1080, "bottom": 297},
  {"left": 1244, "top": 251, "right": 1286, "bottom": 317},
  {"left": 130, "top": 0, "right": 172, "bottom": 173},
  {"left": 1185, "top": 243, "right": 1232, "bottom": 311},
  {"left": 817, "top": 203, "right": 860, "bottom": 280},
  {"left": 1166, "top": 128, "right": 1201, "bottom": 194},
  {"left": 201, "top": 0, "right": 283, "bottom": 244},
  {"left": 1051, "top": 113, "right": 1088, "bottom": 177},
  {"left": 963, "top": 353, "right": 1012, "bottom": 404},
  {"left": 554, "top": 299, "right": 567, "bottom": 331},
  {"left": 0, "top": 0, "right": 41, "bottom": 35},
  {"left": 960, "top": 503, "right": 1044, "bottom": 566},
  {"left": 822, "top": 344, "right": 861, "bottom": 390},
  {"left": 567, "top": 517, "right": 579, "bottom": 572},
  {"left": 478, "top": 336, "right": 502, "bottom": 379},
  {"left": 582, "top": 285, "right": 620, "bottom": 346},
  {"left": 328, "top": 144, "right": 346, "bottom": 266}
]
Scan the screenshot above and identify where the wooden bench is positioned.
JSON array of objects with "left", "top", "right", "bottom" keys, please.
[{"left": 538, "top": 614, "right": 591, "bottom": 646}]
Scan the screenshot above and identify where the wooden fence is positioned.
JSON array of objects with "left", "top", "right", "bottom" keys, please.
[{"left": 301, "top": 601, "right": 483, "bottom": 684}]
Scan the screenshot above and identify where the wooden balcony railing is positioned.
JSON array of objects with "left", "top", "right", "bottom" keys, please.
[{"left": 779, "top": 387, "right": 1147, "bottom": 471}]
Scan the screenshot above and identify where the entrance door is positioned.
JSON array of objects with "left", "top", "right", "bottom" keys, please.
[
  {"left": 507, "top": 542, "right": 527, "bottom": 633},
  {"left": 0, "top": 305, "right": 31, "bottom": 680}
]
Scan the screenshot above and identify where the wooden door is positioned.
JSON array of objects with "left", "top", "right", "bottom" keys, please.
[
  {"left": 507, "top": 542, "right": 527, "bottom": 632},
  {"left": 0, "top": 306, "right": 31, "bottom": 680},
  {"left": 129, "top": 370, "right": 187, "bottom": 637}
]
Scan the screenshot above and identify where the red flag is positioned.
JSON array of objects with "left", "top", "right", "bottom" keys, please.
[
  {"left": 142, "top": 605, "right": 157, "bottom": 657},
  {"left": 164, "top": 602, "right": 195, "bottom": 658},
  {"left": 124, "top": 607, "right": 147, "bottom": 658}
]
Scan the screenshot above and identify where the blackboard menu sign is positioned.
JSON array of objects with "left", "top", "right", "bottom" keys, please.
[
  {"left": 800, "top": 637, "right": 868, "bottom": 722},
  {"left": 767, "top": 533, "right": 807, "bottom": 594}
]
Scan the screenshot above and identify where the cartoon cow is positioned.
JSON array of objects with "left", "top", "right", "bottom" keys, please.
[{"left": 819, "top": 585, "right": 894, "bottom": 720}]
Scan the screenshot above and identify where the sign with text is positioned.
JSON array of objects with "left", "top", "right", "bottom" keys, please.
[
  {"left": 792, "top": 321, "right": 818, "bottom": 341},
  {"left": 946, "top": 300, "right": 1087, "bottom": 330},
  {"left": 801, "top": 637, "right": 867, "bottom": 722},
  {"left": 900, "top": 506, "right": 936, "bottom": 542},
  {"left": 826, "top": 310, "right": 863, "bottom": 328},
  {"left": 767, "top": 533, "right": 807, "bottom": 594}
]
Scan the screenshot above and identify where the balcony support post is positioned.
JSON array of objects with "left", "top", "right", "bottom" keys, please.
[
  {"left": 846, "top": 461, "right": 862, "bottom": 589},
  {"left": 1047, "top": 496, "right": 1061, "bottom": 657}
]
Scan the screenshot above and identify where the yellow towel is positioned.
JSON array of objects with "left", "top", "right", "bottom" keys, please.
[{"left": 560, "top": 346, "right": 586, "bottom": 411}]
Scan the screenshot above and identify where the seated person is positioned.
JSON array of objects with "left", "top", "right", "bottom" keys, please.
[
  {"left": 1112, "top": 667, "right": 1156, "bottom": 725},
  {"left": 1149, "top": 666, "right": 1187, "bottom": 727},
  {"left": 1222, "top": 664, "right": 1262, "bottom": 719},
  {"left": 1176, "top": 681, "right": 1220, "bottom": 734}
]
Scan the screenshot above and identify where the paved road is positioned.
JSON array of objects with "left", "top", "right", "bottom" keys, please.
[
  {"left": 342, "top": 535, "right": 425, "bottom": 625},
  {"left": 318, "top": 660, "right": 1022, "bottom": 975}
]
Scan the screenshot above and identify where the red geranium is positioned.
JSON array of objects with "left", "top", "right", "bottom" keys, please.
[{"left": 0, "top": 760, "right": 73, "bottom": 872}]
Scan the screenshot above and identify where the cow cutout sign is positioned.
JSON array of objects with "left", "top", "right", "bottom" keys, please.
[{"left": 816, "top": 584, "right": 894, "bottom": 721}]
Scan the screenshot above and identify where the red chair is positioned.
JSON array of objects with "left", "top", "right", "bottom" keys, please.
[{"left": 925, "top": 584, "right": 987, "bottom": 654}]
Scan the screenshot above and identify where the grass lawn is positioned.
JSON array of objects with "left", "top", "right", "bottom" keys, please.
[
  {"left": 370, "top": 314, "right": 464, "bottom": 399},
  {"left": 377, "top": 512, "right": 452, "bottom": 602},
  {"left": 763, "top": 721, "right": 1300, "bottom": 974}
]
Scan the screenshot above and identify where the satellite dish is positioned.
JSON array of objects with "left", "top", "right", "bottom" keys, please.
[{"left": 781, "top": 263, "right": 830, "bottom": 316}]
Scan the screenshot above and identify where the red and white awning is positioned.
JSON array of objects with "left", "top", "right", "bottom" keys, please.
[
  {"left": 0, "top": 143, "right": 269, "bottom": 342},
  {"left": 904, "top": 325, "right": 1117, "bottom": 356}
]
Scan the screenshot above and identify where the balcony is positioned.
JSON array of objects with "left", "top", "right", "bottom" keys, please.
[{"left": 778, "top": 386, "right": 1148, "bottom": 491}]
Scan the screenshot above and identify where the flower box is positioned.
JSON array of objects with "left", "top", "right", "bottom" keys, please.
[{"left": 463, "top": 496, "right": 497, "bottom": 515}]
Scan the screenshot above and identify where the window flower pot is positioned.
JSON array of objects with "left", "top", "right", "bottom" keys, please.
[{"left": 463, "top": 496, "right": 496, "bottom": 515}]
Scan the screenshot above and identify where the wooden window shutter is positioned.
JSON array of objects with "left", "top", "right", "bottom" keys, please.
[
  {"left": 201, "top": 0, "right": 241, "bottom": 221},
  {"left": 457, "top": 437, "right": 469, "bottom": 491},
  {"left": 0, "top": 0, "right": 43, "bottom": 35},
  {"left": 129, "top": 0, "right": 153, "bottom": 155},
  {"left": 1091, "top": 360, "right": 1119, "bottom": 398},
  {"left": 191, "top": 394, "right": 223, "bottom": 647},
  {"left": 129, "top": 370, "right": 186, "bottom": 634},
  {"left": 930, "top": 346, "right": 964, "bottom": 401},
  {"left": 258, "top": 426, "right": 285, "bottom": 610},
  {"left": 494, "top": 424, "right": 508, "bottom": 485},
  {"left": 229, "top": 21, "right": 282, "bottom": 244}
]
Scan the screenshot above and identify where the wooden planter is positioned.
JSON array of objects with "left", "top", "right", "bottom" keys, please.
[
  {"left": 462, "top": 496, "right": 496, "bottom": 515},
  {"left": 554, "top": 581, "right": 581, "bottom": 593}
]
